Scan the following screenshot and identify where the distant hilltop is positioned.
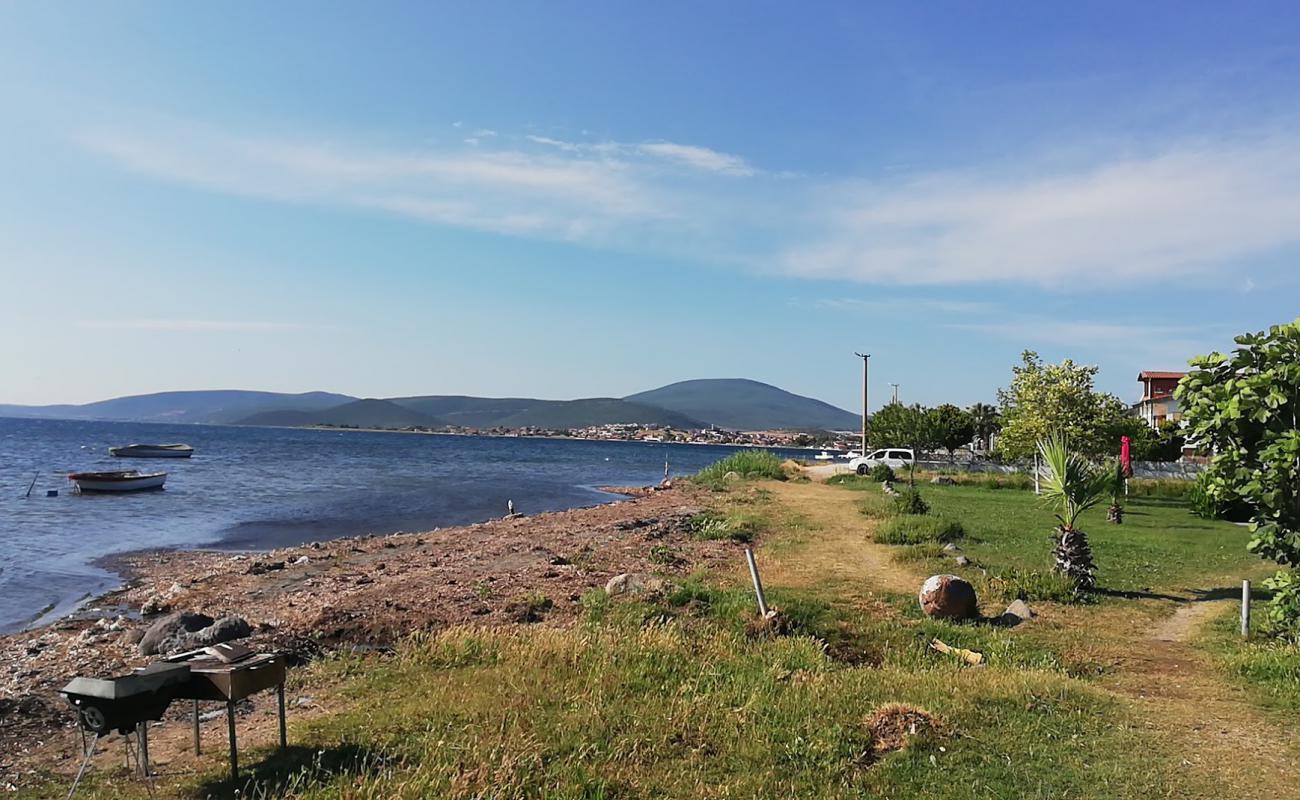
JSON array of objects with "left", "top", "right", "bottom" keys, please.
[{"left": 0, "top": 379, "right": 860, "bottom": 433}]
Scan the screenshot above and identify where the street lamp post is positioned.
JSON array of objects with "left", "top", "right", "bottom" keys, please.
[{"left": 854, "top": 352, "right": 870, "bottom": 454}]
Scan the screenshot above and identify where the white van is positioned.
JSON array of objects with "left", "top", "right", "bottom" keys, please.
[{"left": 848, "top": 448, "right": 916, "bottom": 475}]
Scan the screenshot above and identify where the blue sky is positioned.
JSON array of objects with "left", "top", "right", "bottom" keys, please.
[{"left": 3, "top": 2, "right": 1300, "bottom": 410}]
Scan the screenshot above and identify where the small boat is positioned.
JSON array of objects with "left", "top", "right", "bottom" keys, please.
[
  {"left": 844, "top": 451, "right": 862, "bottom": 459},
  {"left": 813, "top": 451, "right": 836, "bottom": 461},
  {"left": 109, "top": 443, "right": 193, "bottom": 459},
  {"left": 68, "top": 470, "right": 167, "bottom": 493}
]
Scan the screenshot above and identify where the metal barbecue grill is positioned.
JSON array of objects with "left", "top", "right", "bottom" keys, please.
[{"left": 60, "top": 644, "right": 288, "bottom": 795}]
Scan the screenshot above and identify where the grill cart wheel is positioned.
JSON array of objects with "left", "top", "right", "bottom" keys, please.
[{"left": 79, "top": 705, "right": 108, "bottom": 734}]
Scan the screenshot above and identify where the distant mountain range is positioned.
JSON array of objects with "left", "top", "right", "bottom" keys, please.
[{"left": 0, "top": 379, "right": 860, "bottom": 432}]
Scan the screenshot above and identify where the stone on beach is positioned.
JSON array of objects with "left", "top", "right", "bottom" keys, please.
[
  {"left": 138, "top": 611, "right": 214, "bottom": 655},
  {"left": 605, "top": 573, "right": 672, "bottom": 597}
]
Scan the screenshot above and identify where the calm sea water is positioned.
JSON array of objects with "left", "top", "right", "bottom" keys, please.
[{"left": 0, "top": 418, "right": 815, "bottom": 633}]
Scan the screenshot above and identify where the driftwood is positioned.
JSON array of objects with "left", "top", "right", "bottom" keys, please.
[{"left": 929, "top": 638, "right": 984, "bottom": 666}]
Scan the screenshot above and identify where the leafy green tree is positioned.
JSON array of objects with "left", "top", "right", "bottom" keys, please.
[
  {"left": 1038, "top": 433, "right": 1113, "bottom": 588},
  {"left": 996, "top": 351, "right": 1133, "bottom": 460},
  {"left": 929, "top": 403, "right": 975, "bottom": 458},
  {"left": 968, "top": 402, "right": 1001, "bottom": 452},
  {"left": 1178, "top": 319, "right": 1300, "bottom": 638},
  {"left": 870, "top": 402, "right": 936, "bottom": 486},
  {"left": 871, "top": 403, "right": 935, "bottom": 451}
]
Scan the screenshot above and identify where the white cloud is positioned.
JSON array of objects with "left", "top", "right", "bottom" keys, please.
[
  {"left": 945, "top": 318, "right": 1225, "bottom": 372},
  {"left": 77, "top": 319, "right": 303, "bottom": 332},
  {"left": 636, "top": 141, "right": 754, "bottom": 176},
  {"left": 74, "top": 122, "right": 666, "bottom": 243},
  {"left": 783, "top": 133, "right": 1300, "bottom": 286},
  {"left": 73, "top": 116, "right": 1300, "bottom": 291},
  {"left": 813, "top": 296, "right": 991, "bottom": 314}
]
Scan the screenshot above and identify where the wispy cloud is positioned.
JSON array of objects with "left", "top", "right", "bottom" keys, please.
[
  {"left": 945, "top": 318, "right": 1227, "bottom": 369},
  {"left": 77, "top": 319, "right": 303, "bottom": 332},
  {"left": 782, "top": 131, "right": 1300, "bottom": 286},
  {"left": 74, "top": 121, "right": 667, "bottom": 243},
  {"left": 74, "top": 115, "right": 1300, "bottom": 291},
  {"left": 636, "top": 141, "right": 754, "bottom": 176},
  {"left": 812, "top": 296, "right": 992, "bottom": 314}
]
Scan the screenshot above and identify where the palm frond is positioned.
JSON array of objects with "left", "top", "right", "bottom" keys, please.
[{"left": 1037, "top": 432, "right": 1109, "bottom": 529}]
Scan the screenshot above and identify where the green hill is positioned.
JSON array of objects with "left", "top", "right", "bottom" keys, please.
[
  {"left": 238, "top": 399, "right": 444, "bottom": 428},
  {"left": 0, "top": 390, "right": 356, "bottom": 424},
  {"left": 625, "top": 378, "right": 859, "bottom": 431},
  {"left": 387, "top": 396, "right": 541, "bottom": 427}
]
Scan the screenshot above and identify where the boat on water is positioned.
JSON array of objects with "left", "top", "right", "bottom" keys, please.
[
  {"left": 813, "top": 450, "right": 836, "bottom": 461},
  {"left": 68, "top": 470, "right": 167, "bottom": 493},
  {"left": 109, "top": 443, "right": 193, "bottom": 459}
]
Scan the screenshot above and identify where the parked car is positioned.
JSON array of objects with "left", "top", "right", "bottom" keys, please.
[{"left": 849, "top": 448, "right": 916, "bottom": 475}]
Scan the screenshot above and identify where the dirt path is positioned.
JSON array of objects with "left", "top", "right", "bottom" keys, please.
[
  {"left": 1098, "top": 596, "right": 1300, "bottom": 798},
  {"left": 760, "top": 479, "right": 920, "bottom": 598},
  {"left": 766, "top": 477, "right": 1300, "bottom": 799}
]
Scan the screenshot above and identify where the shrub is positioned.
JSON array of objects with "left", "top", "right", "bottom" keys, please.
[
  {"left": 869, "top": 463, "right": 896, "bottom": 483},
  {"left": 892, "top": 543, "right": 949, "bottom": 562},
  {"left": 689, "top": 510, "right": 760, "bottom": 543},
  {"left": 875, "top": 515, "right": 965, "bottom": 545},
  {"left": 893, "top": 488, "right": 930, "bottom": 515},
  {"left": 692, "top": 450, "right": 787, "bottom": 489},
  {"left": 984, "top": 568, "right": 1089, "bottom": 604},
  {"left": 1126, "top": 477, "right": 1193, "bottom": 499}
]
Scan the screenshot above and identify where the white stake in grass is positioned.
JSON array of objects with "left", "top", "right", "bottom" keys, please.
[
  {"left": 743, "top": 546, "right": 769, "bottom": 617},
  {"left": 1241, "top": 579, "right": 1251, "bottom": 637}
]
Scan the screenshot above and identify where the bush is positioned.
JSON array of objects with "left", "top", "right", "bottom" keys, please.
[
  {"left": 984, "top": 568, "right": 1089, "bottom": 604},
  {"left": 1126, "top": 478, "right": 1193, "bottom": 499},
  {"left": 1187, "top": 472, "right": 1252, "bottom": 521},
  {"left": 693, "top": 450, "right": 787, "bottom": 489},
  {"left": 689, "top": 510, "right": 761, "bottom": 543},
  {"left": 1187, "top": 475, "right": 1218, "bottom": 519},
  {"left": 869, "top": 463, "right": 896, "bottom": 482},
  {"left": 893, "top": 488, "right": 930, "bottom": 515},
  {"left": 875, "top": 515, "right": 965, "bottom": 545}
]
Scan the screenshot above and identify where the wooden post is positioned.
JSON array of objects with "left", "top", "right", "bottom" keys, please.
[
  {"left": 193, "top": 699, "right": 201, "bottom": 755},
  {"left": 1241, "top": 580, "right": 1251, "bottom": 637},
  {"left": 743, "top": 547, "right": 769, "bottom": 617},
  {"left": 277, "top": 680, "right": 288, "bottom": 750},
  {"left": 226, "top": 700, "right": 239, "bottom": 780}
]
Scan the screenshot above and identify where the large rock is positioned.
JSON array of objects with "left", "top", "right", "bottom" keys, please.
[
  {"left": 188, "top": 616, "right": 253, "bottom": 647},
  {"left": 918, "top": 575, "right": 978, "bottom": 620},
  {"left": 999, "top": 599, "right": 1035, "bottom": 627},
  {"left": 605, "top": 573, "right": 672, "bottom": 597},
  {"left": 138, "top": 611, "right": 214, "bottom": 655}
]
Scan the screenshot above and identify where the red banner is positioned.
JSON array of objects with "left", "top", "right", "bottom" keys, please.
[{"left": 1120, "top": 435, "right": 1133, "bottom": 477}]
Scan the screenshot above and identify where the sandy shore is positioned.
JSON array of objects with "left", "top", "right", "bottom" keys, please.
[{"left": 0, "top": 481, "right": 728, "bottom": 787}]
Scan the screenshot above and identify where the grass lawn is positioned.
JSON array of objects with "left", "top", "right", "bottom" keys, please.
[
  {"left": 828, "top": 473, "right": 1265, "bottom": 596},
  {"left": 25, "top": 475, "right": 1300, "bottom": 800}
]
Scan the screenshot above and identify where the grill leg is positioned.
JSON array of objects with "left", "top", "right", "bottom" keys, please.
[
  {"left": 138, "top": 722, "right": 150, "bottom": 778},
  {"left": 226, "top": 700, "right": 238, "bottom": 781},
  {"left": 193, "top": 699, "right": 201, "bottom": 755},
  {"left": 277, "top": 680, "right": 287, "bottom": 750}
]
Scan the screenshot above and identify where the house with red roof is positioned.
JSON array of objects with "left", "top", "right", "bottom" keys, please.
[{"left": 1136, "top": 371, "right": 1187, "bottom": 429}]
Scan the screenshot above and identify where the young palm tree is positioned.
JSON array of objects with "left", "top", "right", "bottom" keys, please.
[
  {"left": 1037, "top": 433, "right": 1112, "bottom": 588},
  {"left": 1106, "top": 460, "right": 1125, "bottom": 524}
]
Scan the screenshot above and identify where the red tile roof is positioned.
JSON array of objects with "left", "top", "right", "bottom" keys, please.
[{"left": 1137, "top": 371, "right": 1187, "bottom": 380}]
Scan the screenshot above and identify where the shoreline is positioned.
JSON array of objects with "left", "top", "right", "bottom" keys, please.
[
  {"left": 4, "top": 482, "right": 638, "bottom": 638},
  {"left": 0, "top": 480, "right": 726, "bottom": 785}
]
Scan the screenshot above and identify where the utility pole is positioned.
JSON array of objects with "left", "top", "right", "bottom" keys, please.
[
  {"left": 889, "top": 383, "right": 899, "bottom": 405},
  {"left": 854, "top": 352, "right": 870, "bottom": 453}
]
